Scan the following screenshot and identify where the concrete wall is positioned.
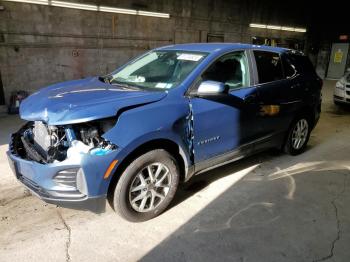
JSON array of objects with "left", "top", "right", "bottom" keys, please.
[{"left": 0, "top": 0, "right": 307, "bottom": 105}]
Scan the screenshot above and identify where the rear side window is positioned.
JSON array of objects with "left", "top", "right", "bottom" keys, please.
[
  {"left": 282, "top": 54, "right": 297, "bottom": 78},
  {"left": 289, "top": 54, "right": 316, "bottom": 75},
  {"left": 254, "top": 51, "right": 283, "bottom": 83}
]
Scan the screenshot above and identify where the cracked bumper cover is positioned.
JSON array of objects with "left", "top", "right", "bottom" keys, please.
[{"left": 6, "top": 141, "right": 121, "bottom": 213}]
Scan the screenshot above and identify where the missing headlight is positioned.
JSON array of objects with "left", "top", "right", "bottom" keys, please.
[
  {"left": 73, "top": 117, "right": 117, "bottom": 148},
  {"left": 67, "top": 118, "right": 117, "bottom": 156}
]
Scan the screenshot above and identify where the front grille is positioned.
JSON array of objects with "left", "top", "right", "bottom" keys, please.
[
  {"left": 10, "top": 133, "right": 25, "bottom": 158},
  {"left": 9, "top": 122, "right": 42, "bottom": 162},
  {"left": 9, "top": 135, "right": 15, "bottom": 154},
  {"left": 346, "top": 91, "right": 350, "bottom": 96}
]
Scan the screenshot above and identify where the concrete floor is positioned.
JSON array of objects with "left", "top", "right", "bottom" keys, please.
[{"left": 0, "top": 80, "right": 350, "bottom": 262}]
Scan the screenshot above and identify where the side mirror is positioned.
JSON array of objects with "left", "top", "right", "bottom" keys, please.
[{"left": 197, "top": 81, "right": 226, "bottom": 95}]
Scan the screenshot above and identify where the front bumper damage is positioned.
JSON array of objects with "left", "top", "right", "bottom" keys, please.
[{"left": 7, "top": 132, "right": 120, "bottom": 213}]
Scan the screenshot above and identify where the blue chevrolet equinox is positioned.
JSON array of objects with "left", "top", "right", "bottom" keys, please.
[{"left": 7, "top": 43, "right": 322, "bottom": 221}]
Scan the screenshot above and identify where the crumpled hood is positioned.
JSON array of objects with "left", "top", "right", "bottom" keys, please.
[{"left": 20, "top": 77, "right": 167, "bottom": 125}]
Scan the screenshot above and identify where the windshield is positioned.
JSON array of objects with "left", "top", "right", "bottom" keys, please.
[{"left": 107, "top": 50, "right": 207, "bottom": 90}]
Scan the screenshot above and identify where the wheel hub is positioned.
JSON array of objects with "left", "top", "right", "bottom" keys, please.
[
  {"left": 129, "top": 163, "right": 171, "bottom": 213},
  {"left": 291, "top": 119, "right": 309, "bottom": 150},
  {"left": 147, "top": 183, "right": 155, "bottom": 191}
]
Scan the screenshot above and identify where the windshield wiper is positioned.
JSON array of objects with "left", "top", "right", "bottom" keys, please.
[
  {"left": 98, "top": 76, "right": 111, "bottom": 84},
  {"left": 111, "top": 81, "right": 142, "bottom": 90},
  {"left": 100, "top": 76, "right": 142, "bottom": 90}
]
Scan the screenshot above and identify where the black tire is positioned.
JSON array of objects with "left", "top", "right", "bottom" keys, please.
[
  {"left": 112, "top": 149, "right": 179, "bottom": 222},
  {"left": 284, "top": 115, "right": 311, "bottom": 155}
]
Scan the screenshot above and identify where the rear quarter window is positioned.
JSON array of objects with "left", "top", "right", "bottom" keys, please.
[{"left": 253, "top": 50, "right": 283, "bottom": 84}]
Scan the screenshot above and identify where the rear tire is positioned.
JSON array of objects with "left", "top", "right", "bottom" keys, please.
[
  {"left": 112, "top": 149, "right": 179, "bottom": 222},
  {"left": 284, "top": 116, "right": 311, "bottom": 155}
]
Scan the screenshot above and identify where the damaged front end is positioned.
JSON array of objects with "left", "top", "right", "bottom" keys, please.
[
  {"left": 7, "top": 77, "right": 169, "bottom": 212},
  {"left": 8, "top": 118, "right": 120, "bottom": 212},
  {"left": 12, "top": 119, "right": 117, "bottom": 164}
]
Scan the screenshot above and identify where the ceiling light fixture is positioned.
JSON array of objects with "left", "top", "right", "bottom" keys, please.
[
  {"left": 99, "top": 6, "right": 137, "bottom": 15},
  {"left": 266, "top": 25, "right": 282, "bottom": 30},
  {"left": 281, "top": 26, "right": 295, "bottom": 31},
  {"left": 250, "top": 23, "right": 306, "bottom": 33},
  {"left": 249, "top": 23, "right": 267, "bottom": 29},
  {"left": 4, "top": 0, "right": 48, "bottom": 5},
  {"left": 2, "top": 0, "right": 170, "bottom": 18},
  {"left": 137, "top": 10, "right": 170, "bottom": 18},
  {"left": 294, "top": 28, "right": 307, "bottom": 33},
  {"left": 51, "top": 0, "right": 97, "bottom": 11}
]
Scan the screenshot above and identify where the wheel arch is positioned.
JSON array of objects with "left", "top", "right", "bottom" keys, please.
[
  {"left": 106, "top": 138, "right": 189, "bottom": 206},
  {"left": 295, "top": 104, "right": 317, "bottom": 129},
  {"left": 281, "top": 105, "right": 315, "bottom": 152}
]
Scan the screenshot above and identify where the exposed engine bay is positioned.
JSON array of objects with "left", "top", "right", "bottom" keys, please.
[{"left": 11, "top": 119, "right": 117, "bottom": 163}]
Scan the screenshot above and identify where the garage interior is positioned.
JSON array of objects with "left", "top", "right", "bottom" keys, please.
[{"left": 0, "top": 0, "right": 350, "bottom": 261}]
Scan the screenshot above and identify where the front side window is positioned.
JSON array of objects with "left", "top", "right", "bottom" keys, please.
[
  {"left": 201, "top": 51, "right": 250, "bottom": 90},
  {"left": 108, "top": 51, "right": 207, "bottom": 90},
  {"left": 254, "top": 51, "right": 283, "bottom": 83}
]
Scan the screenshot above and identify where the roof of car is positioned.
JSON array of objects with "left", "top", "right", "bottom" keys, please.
[{"left": 157, "top": 43, "right": 288, "bottom": 54}]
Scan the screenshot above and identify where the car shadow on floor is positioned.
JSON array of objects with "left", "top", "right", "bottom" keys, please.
[
  {"left": 169, "top": 145, "right": 317, "bottom": 211},
  {"left": 169, "top": 150, "right": 278, "bottom": 210},
  {"left": 142, "top": 158, "right": 350, "bottom": 262}
]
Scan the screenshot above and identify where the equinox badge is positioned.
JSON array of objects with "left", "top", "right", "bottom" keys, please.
[{"left": 198, "top": 136, "right": 220, "bottom": 146}]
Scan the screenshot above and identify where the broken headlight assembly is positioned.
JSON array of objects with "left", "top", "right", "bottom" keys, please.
[{"left": 12, "top": 118, "right": 117, "bottom": 163}]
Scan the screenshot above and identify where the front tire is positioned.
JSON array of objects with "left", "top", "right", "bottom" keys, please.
[
  {"left": 284, "top": 116, "right": 311, "bottom": 155},
  {"left": 112, "top": 149, "right": 179, "bottom": 222}
]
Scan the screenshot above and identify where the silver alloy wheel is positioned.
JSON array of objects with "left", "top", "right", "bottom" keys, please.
[
  {"left": 291, "top": 119, "right": 309, "bottom": 150},
  {"left": 129, "top": 163, "right": 171, "bottom": 213}
]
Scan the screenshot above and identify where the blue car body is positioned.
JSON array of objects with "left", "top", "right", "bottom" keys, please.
[{"left": 7, "top": 43, "right": 322, "bottom": 211}]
